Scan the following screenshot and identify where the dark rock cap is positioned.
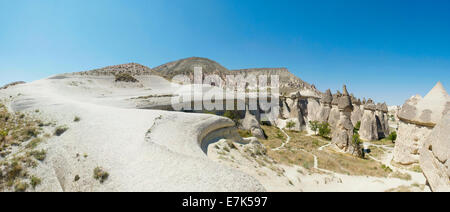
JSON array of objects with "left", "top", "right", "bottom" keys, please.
[
  {"left": 381, "top": 102, "right": 389, "bottom": 113},
  {"left": 338, "top": 85, "right": 353, "bottom": 111},
  {"left": 364, "top": 98, "right": 376, "bottom": 111},
  {"left": 321, "top": 89, "right": 333, "bottom": 104}
]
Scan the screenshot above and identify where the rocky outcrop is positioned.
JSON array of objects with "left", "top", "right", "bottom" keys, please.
[
  {"left": 75, "top": 63, "right": 157, "bottom": 76},
  {"left": 359, "top": 99, "right": 378, "bottom": 141},
  {"left": 351, "top": 104, "right": 363, "bottom": 126},
  {"left": 0, "top": 81, "right": 26, "bottom": 90},
  {"left": 419, "top": 113, "right": 450, "bottom": 192},
  {"left": 277, "top": 93, "right": 305, "bottom": 131},
  {"left": 241, "top": 106, "right": 266, "bottom": 139},
  {"left": 317, "top": 89, "right": 333, "bottom": 122},
  {"left": 332, "top": 85, "right": 355, "bottom": 152},
  {"left": 328, "top": 91, "right": 341, "bottom": 129},
  {"left": 375, "top": 103, "right": 390, "bottom": 138},
  {"left": 394, "top": 82, "right": 450, "bottom": 165}
]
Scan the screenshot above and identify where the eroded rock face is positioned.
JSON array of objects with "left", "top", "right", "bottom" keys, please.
[
  {"left": 394, "top": 82, "right": 450, "bottom": 165},
  {"left": 360, "top": 99, "right": 378, "bottom": 141},
  {"left": 419, "top": 114, "right": 450, "bottom": 192},
  {"left": 317, "top": 89, "right": 333, "bottom": 123},
  {"left": 351, "top": 105, "right": 363, "bottom": 126},
  {"left": 241, "top": 106, "right": 265, "bottom": 139},
  {"left": 328, "top": 91, "right": 342, "bottom": 129},
  {"left": 328, "top": 106, "right": 340, "bottom": 129},
  {"left": 332, "top": 85, "right": 354, "bottom": 151},
  {"left": 278, "top": 93, "right": 305, "bottom": 131},
  {"left": 375, "top": 103, "right": 390, "bottom": 139},
  {"left": 393, "top": 121, "right": 433, "bottom": 165}
]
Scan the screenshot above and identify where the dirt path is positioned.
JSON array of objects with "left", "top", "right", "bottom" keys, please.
[{"left": 272, "top": 127, "right": 291, "bottom": 151}]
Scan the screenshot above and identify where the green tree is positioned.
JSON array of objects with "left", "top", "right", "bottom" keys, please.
[
  {"left": 286, "top": 121, "right": 296, "bottom": 131},
  {"left": 351, "top": 133, "right": 364, "bottom": 158},
  {"left": 388, "top": 131, "right": 397, "bottom": 142},
  {"left": 318, "top": 122, "right": 331, "bottom": 138},
  {"left": 309, "top": 120, "right": 320, "bottom": 135},
  {"left": 353, "top": 121, "right": 361, "bottom": 134}
]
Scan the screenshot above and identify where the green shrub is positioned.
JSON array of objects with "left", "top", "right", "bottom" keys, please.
[
  {"left": 14, "top": 181, "right": 28, "bottom": 192},
  {"left": 26, "top": 138, "right": 42, "bottom": 149},
  {"left": 29, "top": 150, "right": 46, "bottom": 161},
  {"left": 286, "top": 121, "right": 296, "bottom": 130},
  {"left": 238, "top": 129, "right": 252, "bottom": 138},
  {"left": 388, "top": 131, "right": 397, "bottom": 141},
  {"left": 318, "top": 122, "right": 331, "bottom": 138},
  {"left": 74, "top": 116, "right": 81, "bottom": 122},
  {"left": 54, "top": 126, "right": 68, "bottom": 136},
  {"left": 309, "top": 121, "right": 319, "bottom": 135},
  {"left": 30, "top": 176, "right": 41, "bottom": 189},
  {"left": 93, "top": 167, "right": 109, "bottom": 183},
  {"left": 353, "top": 121, "right": 361, "bottom": 134}
]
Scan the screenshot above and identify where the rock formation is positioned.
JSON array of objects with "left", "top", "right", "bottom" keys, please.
[
  {"left": 394, "top": 82, "right": 450, "bottom": 165},
  {"left": 332, "top": 85, "right": 355, "bottom": 151},
  {"left": 419, "top": 113, "right": 450, "bottom": 192},
  {"left": 317, "top": 89, "right": 333, "bottom": 123},
  {"left": 277, "top": 92, "right": 305, "bottom": 131},
  {"left": 328, "top": 91, "right": 341, "bottom": 129},
  {"left": 241, "top": 105, "right": 266, "bottom": 139},
  {"left": 375, "top": 103, "right": 390, "bottom": 138},
  {"left": 351, "top": 99, "right": 363, "bottom": 126},
  {"left": 359, "top": 99, "right": 378, "bottom": 141},
  {"left": 0, "top": 81, "right": 26, "bottom": 90}
]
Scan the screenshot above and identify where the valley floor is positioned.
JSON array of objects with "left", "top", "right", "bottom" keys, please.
[{"left": 209, "top": 125, "right": 429, "bottom": 192}]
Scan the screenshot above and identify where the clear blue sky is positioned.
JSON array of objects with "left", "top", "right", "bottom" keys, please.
[{"left": 1, "top": 0, "right": 449, "bottom": 105}]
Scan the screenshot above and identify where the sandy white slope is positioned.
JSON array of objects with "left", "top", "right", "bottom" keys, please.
[{"left": 0, "top": 75, "right": 265, "bottom": 192}]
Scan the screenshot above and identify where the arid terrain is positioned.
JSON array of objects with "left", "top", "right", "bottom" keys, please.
[{"left": 0, "top": 57, "right": 448, "bottom": 192}]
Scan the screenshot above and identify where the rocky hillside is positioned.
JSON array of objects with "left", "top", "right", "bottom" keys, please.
[
  {"left": 153, "top": 57, "right": 321, "bottom": 96},
  {"left": 67, "top": 57, "right": 322, "bottom": 97},
  {"left": 74, "top": 63, "right": 158, "bottom": 76}
]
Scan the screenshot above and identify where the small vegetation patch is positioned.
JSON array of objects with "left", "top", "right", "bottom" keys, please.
[
  {"left": 28, "top": 150, "right": 46, "bottom": 161},
  {"left": 14, "top": 181, "right": 28, "bottom": 192},
  {"left": 0, "top": 103, "right": 51, "bottom": 191},
  {"left": 115, "top": 73, "right": 138, "bottom": 83},
  {"left": 390, "top": 171, "right": 412, "bottom": 181},
  {"left": 387, "top": 131, "right": 397, "bottom": 142},
  {"left": 73, "top": 116, "right": 81, "bottom": 122},
  {"left": 30, "top": 176, "right": 41, "bottom": 189},
  {"left": 54, "top": 126, "right": 68, "bottom": 136},
  {"left": 238, "top": 129, "right": 252, "bottom": 138},
  {"left": 223, "top": 110, "right": 240, "bottom": 124},
  {"left": 93, "top": 167, "right": 109, "bottom": 183},
  {"left": 409, "top": 165, "right": 422, "bottom": 173}
]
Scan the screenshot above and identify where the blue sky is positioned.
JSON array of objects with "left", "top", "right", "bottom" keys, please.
[{"left": 1, "top": 0, "right": 449, "bottom": 105}]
